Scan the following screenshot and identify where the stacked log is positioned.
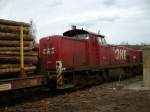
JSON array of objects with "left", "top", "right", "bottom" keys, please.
[{"left": 0, "top": 19, "right": 38, "bottom": 77}]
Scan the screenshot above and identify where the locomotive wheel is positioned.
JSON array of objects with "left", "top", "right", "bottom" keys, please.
[{"left": 62, "top": 65, "right": 141, "bottom": 89}]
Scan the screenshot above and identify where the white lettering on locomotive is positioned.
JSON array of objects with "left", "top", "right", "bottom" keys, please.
[
  {"left": 113, "top": 48, "right": 126, "bottom": 60},
  {"left": 43, "top": 48, "right": 55, "bottom": 55},
  {"left": 43, "top": 49, "right": 47, "bottom": 55}
]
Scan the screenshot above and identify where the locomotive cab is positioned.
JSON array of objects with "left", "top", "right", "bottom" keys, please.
[
  {"left": 63, "top": 27, "right": 107, "bottom": 46},
  {"left": 97, "top": 36, "right": 107, "bottom": 45},
  {"left": 63, "top": 28, "right": 89, "bottom": 39}
]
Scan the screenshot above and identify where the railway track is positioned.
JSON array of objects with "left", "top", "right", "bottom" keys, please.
[{"left": 0, "top": 75, "right": 142, "bottom": 108}]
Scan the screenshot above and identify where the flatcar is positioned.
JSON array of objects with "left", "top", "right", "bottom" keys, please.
[{"left": 39, "top": 26, "right": 142, "bottom": 89}]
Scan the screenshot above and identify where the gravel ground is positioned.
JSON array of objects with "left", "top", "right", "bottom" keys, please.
[{"left": 0, "top": 76, "right": 150, "bottom": 112}]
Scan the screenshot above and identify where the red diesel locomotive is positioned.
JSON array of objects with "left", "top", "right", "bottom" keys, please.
[
  {"left": 0, "top": 26, "right": 142, "bottom": 92},
  {"left": 39, "top": 27, "right": 142, "bottom": 89}
]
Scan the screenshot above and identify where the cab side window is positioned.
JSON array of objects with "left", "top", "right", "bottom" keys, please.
[{"left": 98, "top": 37, "right": 107, "bottom": 45}]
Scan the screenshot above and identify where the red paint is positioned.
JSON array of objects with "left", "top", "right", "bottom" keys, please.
[{"left": 39, "top": 29, "right": 142, "bottom": 70}]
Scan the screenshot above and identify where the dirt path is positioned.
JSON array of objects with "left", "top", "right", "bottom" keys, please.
[{"left": 0, "top": 76, "right": 150, "bottom": 112}]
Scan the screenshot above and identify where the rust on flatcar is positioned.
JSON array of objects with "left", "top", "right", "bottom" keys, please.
[{"left": 0, "top": 75, "right": 47, "bottom": 92}]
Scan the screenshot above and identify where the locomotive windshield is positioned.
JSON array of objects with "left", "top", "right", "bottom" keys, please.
[
  {"left": 98, "top": 37, "right": 107, "bottom": 45},
  {"left": 76, "top": 34, "right": 89, "bottom": 39}
]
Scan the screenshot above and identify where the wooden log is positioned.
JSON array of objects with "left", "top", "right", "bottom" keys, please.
[
  {"left": 0, "top": 19, "right": 30, "bottom": 27},
  {"left": 33, "top": 43, "right": 39, "bottom": 51},
  {"left": 0, "top": 47, "right": 33, "bottom": 51},
  {"left": 0, "top": 40, "right": 33, "bottom": 47},
  {"left": 0, "top": 64, "right": 20, "bottom": 68},
  {"left": 26, "top": 71, "right": 35, "bottom": 74},
  {"left": 0, "top": 66, "right": 36, "bottom": 75},
  {"left": 0, "top": 51, "right": 38, "bottom": 56},
  {"left": 0, "top": 32, "right": 33, "bottom": 41},
  {"left": 0, "top": 64, "right": 33, "bottom": 69},
  {"left": 0, "top": 56, "right": 38, "bottom": 64},
  {"left": 0, "top": 24, "right": 30, "bottom": 34}
]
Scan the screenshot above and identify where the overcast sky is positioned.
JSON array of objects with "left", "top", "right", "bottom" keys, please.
[{"left": 0, "top": 0, "right": 150, "bottom": 44}]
